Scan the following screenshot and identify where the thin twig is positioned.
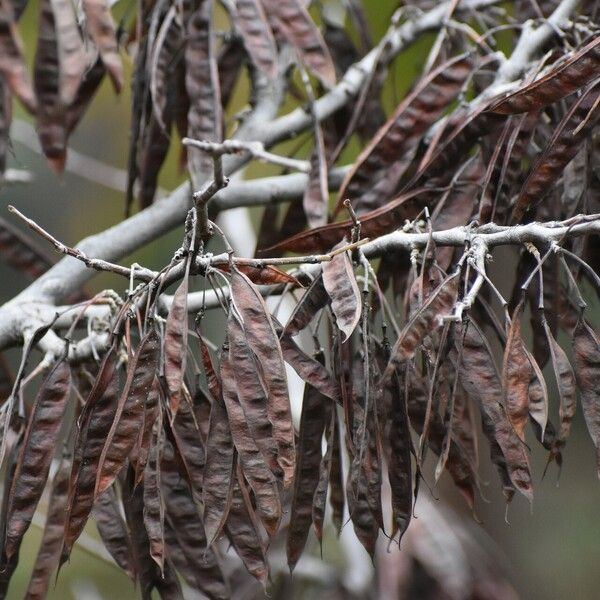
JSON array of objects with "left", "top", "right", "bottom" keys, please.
[{"left": 182, "top": 138, "right": 311, "bottom": 173}]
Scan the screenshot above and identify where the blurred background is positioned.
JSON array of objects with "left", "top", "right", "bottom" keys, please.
[{"left": 1, "top": 0, "right": 600, "bottom": 598}]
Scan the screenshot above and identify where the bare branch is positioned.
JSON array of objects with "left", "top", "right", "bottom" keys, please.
[{"left": 182, "top": 138, "right": 311, "bottom": 174}]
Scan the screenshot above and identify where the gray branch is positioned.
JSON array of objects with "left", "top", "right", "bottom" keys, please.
[{"left": 0, "top": 0, "right": 582, "bottom": 352}]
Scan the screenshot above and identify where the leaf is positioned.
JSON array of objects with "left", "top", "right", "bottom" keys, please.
[
  {"left": 221, "top": 331, "right": 281, "bottom": 537},
  {"left": 164, "top": 271, "right": 189, "bottom": 415},
  {"left": 202, "top": 389, "right": 235, "bottom": 546},
  {"left": 232, "top": 0, "right": 278, "bottom": 79},
  {"left": 231, "top": 266, "right": 295, "bottom": 487},
  {"left": 572, "top": 319, "right": 600, "bottom": 476},
  {"left": 287, "top": 368, "right": 330, "bottom": 571},
  {"left": 4, "top": 360, "right": 70, "bottom": 562},
  {"left": 81, "top": 0, "right": 123, "bottom": 92},
  {"left": 62, "top": 344, "right": 119, "bottom": 562},
  {"left": 0, "top": 0, "right": 36, "bottom": 113},
  {"left": 185, "top": 0, "right": 222, "bottom": 182},
  {"left": 513, "top": 81, "right": 600, "bottom": 221},
  {"left": 25, "top": 458, "right": 70, "bottom": 600},
  {"left": 264, "top": 0, "right": 335, "bottom": 86},
  {"left": 95, "top": 329, "right": 160, "bottom": 498},
  {"left": 335, "top": 52, "right": 475, "bottom": 215},
  {"left": 92, "top": 487, "right": 136, "bottom": 580},
  {"left": 322, "top": 244, "right": 362, "bottom": 341},
  {"left": 225, "top": 465, "right": 268, "bottom": 587},
  {"left": 502, "top": 301, "right": 533, "bottom": 441},
  {"left": 490, "top": 37, "right": 600, "bottom": 114}
]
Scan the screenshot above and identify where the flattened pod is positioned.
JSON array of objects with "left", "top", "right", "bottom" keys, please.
[
  {"left": 122, "top": 473, "right": 182, "bottom": 599},
  {"left": 544, "top": 321, "right": 576, "bottom": 446},
  {"left": 143, "top": 423, "right": 165, "bottom": 573},
  {"left": 92, "top": 487, "right": 136, "bottom": 580},
  {"left": 525, "top": 348, "right": 548, "bottom": 437},
  {"left": 228, "top": 314, "right": 279, "bottom": 478},
  {"left": 460, "top": 320, "right": 532, "bottom": 502},
  {"left": 386, "top": 371, "right": 412, "bottom": 541},
  {"left": 63, "top": 346, "right": 119, "bottom": 561},
  {"left": 231, "top": 267, "right": 295, "bottom": 487},
  {"left": 185, "top": 0, "right": 222, "bottom": 182},
  {"left": 34, "top": 0, "right": 67, "bottom": 171},
  {"left": 65, "top": 55, "right": 105, "bottom": 134},
  {"left": 303, "top": 135, "right": 329, "bottom": 228},
  {"left": 164, "top": 271, "right": 189, "bottom": 415},
  {"left": 25, "top": 458, "right": 70, "bottom": 600},
  {"left": 335, "top": 53, "right": 475, "bottom": 215},
  {"left": 270, "top": 187, "right": 435, "bottom": 254},
  {"left": 502, "top": 301, "right": 532, "bottom": 441},
  {"left": 51, "top": 0, "right": 86, "bottom": 105},
  {"left": 490, "top": 37, "right": 600, "bottom": 114},
  {"left": 202, "top": 389, "right": 235, "bottom": 546},
  {"left": 225, "top": 465, "right": 268, "bottom": 587},
  {"left": 283, "top": 273, "right": 329, "bottom": 336},
  {"left": 95, "top": 329, "right": 160, "bottom": 498},
  {"left": 0, "top": 0, "right": 36, "bottom": 113},
  {"left": 312, "top": 408, "right": 334, "bottom": 545},
  {"left": 287, "top": 374, "right": 330, "bottom": 571},
  {"left": 263, "top": 0, "right": 335, "bottom": 86},
  {"left": 233, "top": 0, "right": 277, "bottom": 79},
  {"left": 513, "top": 82, "right": 600, "bottom": 221},
  {"left": 4, "top": 360, "right": 70, "bottom": 561},
  {"left": 221, "top": 341, "right": 281, "bottom": 538},
  {"left": 384, "top": 272, "right": 459, "bottom": 378},
  {"left": 572, "top": 319, "right": 600, "bottom": 476},
  {"left": 323, "top": 244, "right": 362, "bottom": 341},
  {"left": 81, "top": 0, "right": 123, "bottom": 92},
  {"left": 170, "top": 395, "right": 206, "bottom": 499},
  {"left": 133, "top": 379, "right": 160, "bottom": 486},
  {"left": 162, "top": 442, "right": 230, "bottom": 599},
  {"left": 280, "top": 332, "right": 339, "bottom": 400}
]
